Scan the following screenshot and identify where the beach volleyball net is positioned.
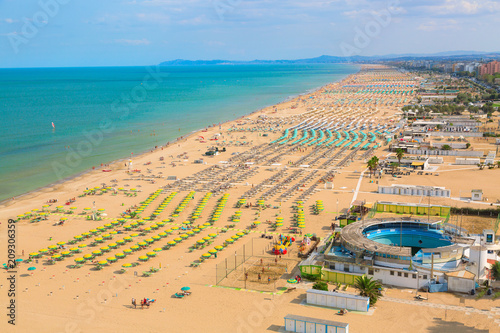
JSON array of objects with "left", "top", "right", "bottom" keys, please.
[
  {"left": 215, "top": 238, "right": 299, "bottom": 292},
  {"left": 215, "top": 240, "right": 254, "bottom": 285}
]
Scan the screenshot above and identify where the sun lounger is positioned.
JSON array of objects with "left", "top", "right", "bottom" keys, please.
[{"left": 174, "top": 293, "right": 185, "bottom": 298}]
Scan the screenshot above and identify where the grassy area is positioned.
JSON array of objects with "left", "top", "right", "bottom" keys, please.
[{"left": 492, "top": 103, "right": 500, "bottom": 108}]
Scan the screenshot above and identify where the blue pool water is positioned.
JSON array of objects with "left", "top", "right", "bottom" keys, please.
[{"left": 365, "top": 229, "right": 452, "bottom": 249}]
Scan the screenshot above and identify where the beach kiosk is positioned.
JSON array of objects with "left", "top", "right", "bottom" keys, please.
[
  {"left": 284, "top": 314, "right": 349, "bottom": 333},
  {"left": 306, "top": 290, "right": 370, "bottom": 312}
]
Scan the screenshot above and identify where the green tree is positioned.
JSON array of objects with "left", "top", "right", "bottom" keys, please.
[
  {"left": 442, "top": 144, "right": 452, "bottom": 151},
  {"left": 396, "top": 149, "right": 405, "bottom": 166},
  {"left": 369, "top": 156, "right": 380, "bottom": 178},
  {"left": 354, "top": 276, "right": 383, "bottom": 306},
  {"left": 390, "top": 162, "right": 399, "bottom": 175},
  {"left": 367, "top": 159, "right": 376, "bottom": 178},
  {"left": 491, "top": 261, "right": 500, "bottom": 281}
]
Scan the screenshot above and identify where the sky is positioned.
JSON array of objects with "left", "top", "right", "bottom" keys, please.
[{"left": 1, "top": 0, "right": 500, "bottom": 68}]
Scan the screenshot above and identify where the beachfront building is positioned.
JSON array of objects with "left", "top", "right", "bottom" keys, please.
[
  {"left": 378, "top": 184, "right": 451, "bottom": 198},
  {"left": 299, "top": 218, "right": 487, "bottom": 291},
  {"left": 284, "top": 315, "right": 349, "bottom": 333},
  {"left": 375, "top": 201, "right": 450, "bottom": 217}
]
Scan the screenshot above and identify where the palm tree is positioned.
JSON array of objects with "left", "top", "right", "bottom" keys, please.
[
  {"left": 367, "top": 159, "right": 376, "bottom": 178},
  {"left": 497, "top": 161, "right": 500, "bottom": 169},
  {"left": 367, "top": 156, "right": 379, "bottom": 178},
  {"left": 390, "top": 162, "right": 399, "bottom": 175},
  {"left": 354, "top": 275, "right": 383, "bottom": 306},
  {"left": 396, "top": 149, "right": 405, "bottom": 166},
  {"left": 491, "top": 261, "right": 500, "bottom": 281}
]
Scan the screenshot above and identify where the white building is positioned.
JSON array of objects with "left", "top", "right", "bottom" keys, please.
[{"left": 378, "top": 184, "right": 451, "bottom": 198}]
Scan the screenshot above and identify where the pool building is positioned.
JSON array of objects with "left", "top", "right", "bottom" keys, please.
[{"left": 300, "top": 218, "right": 475, "bottom": 289}]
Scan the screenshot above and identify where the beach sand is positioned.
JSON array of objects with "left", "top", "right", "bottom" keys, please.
[{"left": 1, "top": 65, "right": 499, "bottom": 332}]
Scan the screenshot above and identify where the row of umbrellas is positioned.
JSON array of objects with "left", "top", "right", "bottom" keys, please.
[
  {"left": 296, "top": 201, "right": 306, "bottom": 229},
  {"left": 190, "top": 192, "right": 212, "bottom": 221},
  {"left": 200, "top": 231, "right": 247, "bottom": 260},
  {"left": 128, "top": 189, "right": 163, "bottom": 218},
  {"left": 172, "top": 191, "right": 196, "bottom": 217},
  {"left": 210, "top": 193, "right": 229, "bottom": 223},
  {"left": 152, "top": 192, "right": 177, "bottom": 216},
  {"left": 314, "top": 200, "right": 324, "bottom": 214}
]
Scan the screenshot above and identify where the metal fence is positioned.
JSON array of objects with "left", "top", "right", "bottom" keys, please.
[{"left": 215, "top": 239, "right": 254, "bottom": 285}]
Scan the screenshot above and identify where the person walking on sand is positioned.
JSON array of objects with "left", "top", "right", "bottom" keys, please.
[
  {"left": 258, "top": 273, "right": 261, "bottom": 282},
  {"left": 132, "top": 298, "right": 136, "bottom": 309}
]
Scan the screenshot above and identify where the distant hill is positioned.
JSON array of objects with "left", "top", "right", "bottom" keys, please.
[{"left": 159, "top": 52, "right": 500, "bottom": 66}]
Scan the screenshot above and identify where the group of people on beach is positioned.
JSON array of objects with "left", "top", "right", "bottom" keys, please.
[{"left": 132, "top": 297, "right": 156, "bottom": 309}]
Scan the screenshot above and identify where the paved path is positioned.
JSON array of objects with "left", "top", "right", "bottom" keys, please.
[{"left": 350, "top": 168, "right": 367, "bottom": 206}]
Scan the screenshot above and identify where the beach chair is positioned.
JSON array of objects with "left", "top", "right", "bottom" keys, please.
[{"left": 173, "top": 293, "right": 185, "bottom": 298}]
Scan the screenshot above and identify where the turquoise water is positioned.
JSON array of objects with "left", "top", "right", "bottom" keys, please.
[
  {"left": 0, "top": 64, "right": 358, "bottom": 201},
  {"left": 366, "top": 229, "right": 452, "bottom": 253}
]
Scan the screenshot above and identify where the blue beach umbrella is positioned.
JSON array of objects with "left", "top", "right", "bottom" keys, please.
[
  {"left": 28, "top": 267, "right": 36, "bottom": 271},
  {"left": 15, "top": 259, "right": 23, "bottom": 262},
  {"left": 181, "top": 286, "right": 190, "bottom": 291}
]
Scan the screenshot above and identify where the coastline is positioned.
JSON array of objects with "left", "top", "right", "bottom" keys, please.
[
  {"left": 0, "top": 66, "right": 359, "bottom": 209},
  {"left": 3, "top": 65, "right": 499, "bottom": 333}
]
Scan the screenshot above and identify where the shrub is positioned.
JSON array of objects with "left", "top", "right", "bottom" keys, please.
[{"left": 312, "top": 281, "right": 329, "bottom": 291}]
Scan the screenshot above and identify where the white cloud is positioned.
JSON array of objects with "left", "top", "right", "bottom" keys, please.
[
  {"left": 421, "top": 0, "right": 500, "bottom": 16},
  {"left": 178, "top": 15, "right": 209, "bottom": 25},
  {"left": 418, "top": 19, "right": 460, "bottom": 31},
  {"left": 4, "top": 18, "right": 17, "bottom": 24},
  {"left": 115, "top": 38, "right": 151, "bottom": 45}
]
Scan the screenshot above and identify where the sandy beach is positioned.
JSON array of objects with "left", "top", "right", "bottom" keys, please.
[{"left": 2, "top": 65, "right": 499, "bottom": 333}]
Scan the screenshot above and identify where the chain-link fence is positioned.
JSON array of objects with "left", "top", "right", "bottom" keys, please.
[
  {"left": 215, "top": 239, "right": 254, "bottom": 285},
  {"left": 215, "top": 238, "right": 300, "bottom": 292}
]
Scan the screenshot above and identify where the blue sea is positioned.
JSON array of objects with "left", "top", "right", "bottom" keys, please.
[{"left": 0, "top": 64, "right": 359, "bottom": 201}]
